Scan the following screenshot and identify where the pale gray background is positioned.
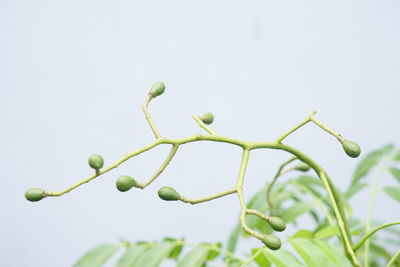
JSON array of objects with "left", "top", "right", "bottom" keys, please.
[{"left": 1, "top": 0, "right": 399, "bottom": 266}]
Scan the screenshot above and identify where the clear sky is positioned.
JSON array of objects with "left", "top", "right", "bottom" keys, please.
[{"left": 1, "top": 1, "right": 399, "bottom": 266}]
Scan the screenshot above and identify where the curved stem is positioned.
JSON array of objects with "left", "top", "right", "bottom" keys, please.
[
  {"left": 276, "top": 112, "right": 314, "bottom": 143},
  {"left": 386, "top": 250, "right": 400, "bottom": 267},
  {"left": 353, "top": 221, "right": 400, "bottom": 252},
  {"left": 266, "top": 156, "right": 297, "bottom": 210},
  {"left": 179, "top": 188, "right": 237, "bottom": 204},
  {"left": 141, "top": 95, "right": 161, "bottom": 139},
  {"left": 310, "top": 113, "right": 344, "bottom": 143},
  {"left": 136, "top": 145, "right": 179, "bottom": 189},
  {"left": 192, "top": 115, "right": 216, "bottom": 135}
]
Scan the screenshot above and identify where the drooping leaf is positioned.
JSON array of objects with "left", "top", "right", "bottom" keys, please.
[
  {"left": 292, "top": 229, "right": 313, "bottom": 239},
  {"left": 132, "top": 240, "right": 178, "bottom": 267},
  {"left": 116, "top": 243, "right": 152, "bottom": 267},
  {"left": 227, "top": 224, "right": 241, "bottom": 252},
  {"left": 251, "top": 248, "right": 271, "bottom": 267},
  {"left": 383, "top": 186, "right": 400, "bottom": 202},
  {"left": 281, "top": 202, "right": 315, "bottom": 223},
  {"left": 351, "top": 144, "right": 394, "bottom": 185},
  {"left": 206, "top": 242, "right": 222, "bottom": 260},
  {"left": 163, "top": 237, "right": 184, "bottom": 259},
  {"left": 314, "top": 226, "right": 340, "bottom": 239},
  {"left": 176, "top": 246, "right": 210, "bottom": 267},
  {"left": 389, "top": 167, "right": 400, "bottom": 184},
  {"left": 73, "top": 243, "right": 120, "bottom": 267},
  {"left": 393, "top": 150, "right": 400, "bottom": 162},
  {"left": 344, "top": 183, "right": 368, "bottom": 200},
  {"left": 263, "top": 247, "right": 304, "bottom": 267},
  {"left": 314, "top": 240, "right": 352, "bottom": 267},
  {"left": 290, "top": 238, "right": 336, "bottom": 267}
]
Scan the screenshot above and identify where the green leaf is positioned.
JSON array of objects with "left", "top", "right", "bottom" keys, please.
[
  {"left": 206, "top": 242, "right": 221, "bottom": 260},
  {"left": 176, "top": 247, "right": 210, "bottom": 267},
  {"left": 383, "top": 186, "right": 400, "bottom": 202},
  {"left": 290, "top": 238, "right": 336, "bottom": 267},
  {"left": 314, "top": 240, "right": 352, "bottom": 267},
  {"left": 163, "top": 237, "right": 184, "bottom": 258},
  {"left": 263, "top": 248, "right": 304, "bottom": 267},
  {"left": 251, "top": 248, "right": 271, "bottom": 267},
  {"left": 389, "top": 167, "right": 400, "bottom": 184},
  {"left": 73, "top": 243, "right": 120, "bottom": 267},
  {"left": 314, "top": 226, "right": 340, "bottom": 239},
  {"left": 292, "top": 230, "right": 313, "bottom": 239},
  {"left": 132, "top": 241, "right": 177, "bottom": 267},
  {"left": 344, "top": 183, "right": 367, "bottom": 199},
  {"left": 351, "top": 144, "right": 394, "bottom": 185},
  {"left": 393, "top": 150, "right": 400, "bottom": 162},
  {"left": 295, "top": 175, "right": 323, "bottom": 187},
  {"left": 281, "top": 202, "right": 314, "bottom": 223},
  {"left": 116, "top": 243, "right": 151, "bottom": 267},
  {"left": 227, "top": 224, "right": 241, "bottom": 252}
]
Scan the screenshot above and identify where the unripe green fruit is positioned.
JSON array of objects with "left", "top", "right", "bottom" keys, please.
[
  {"left": 295, "top": 163, "right": 310, "bottom": 172},
  {"left": 200, "top": 113, "right": 214, "bottom": 125},
  {"left": 25, "top": 188, "right": 45, "bottom": 202},
  {"left": 261, "top": 235, "right": 281, "bottom": 250},
  {"left": 149, "top": 82, "right": 166, "bottom": 97},
  {"left": 342, "top": 140, "right": 361, "bottom": 158},
  {"left": 268, "top": 216, "right": 286, "bottom": 232},
  {"left": 116, "top": 176, "right": 137, "bottom": 192},
  {"left": 158, "top": 186, "right": 180, "bottom": 201},
  {"left": 88, "top": 154, "right": 104, "bottom": 170}
]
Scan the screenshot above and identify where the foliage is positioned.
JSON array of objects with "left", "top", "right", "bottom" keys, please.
[{"left": 25, "top": 83, "right": 400, "bottom": 266}]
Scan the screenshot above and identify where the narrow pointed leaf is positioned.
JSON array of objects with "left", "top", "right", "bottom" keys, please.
[
  {"left": 314, "top": 240, "right": 352, "bottom": 267},
  {"left": 176, "top": 247, "right": 210, "bottom": 267},
  {"left": 351, "top": 144, "right": 394, "bottom": 185},
  {"left": 116, "top": 243, "right": 151, "bottom": 267},
  {"left": 383, "top": 186, "right": 400, "bottom": 202},
  {"left": 263, "top": 248, "right": 304, "bottom": 267},
  {"left": 281, "top": 202, "right": 314, "bottom": 223},
  {"left": 314, "top": 226, "right": 340, "bottom": 239},
  {"left": 227, "top": 224, "right": 241, "bottom": 252},
  {"left": 389, "top": 168, "right": 400, "bottom": 184},
  {"left": 251, "top": 248, "right": 271, "bottom": 267},
  {"left": 290, "top": 238, "right": 335, "bottom": 267},
  {"left": 132, "top": 241, "right": 177, "bottom": 267},
  {"left": 73, "top": 243, "right": 119, "bottom": 267},
  {"left": 344, "top": 183, "right": 367, "bottom": 199}
]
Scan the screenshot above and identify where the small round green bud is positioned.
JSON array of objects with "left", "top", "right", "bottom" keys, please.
[
  {"left": 342, "top": 140, "right": 361, "bottom": 158},
  {"left": 88, "top": 154, "right": 104, "bottom": 170},
  {"left": 158, "top": 186, "right": 180, "bottom": 201},
  {"left": 295, "top": 163, "right": 310, "bottom": 172},
  {"left": 25, "top": 188, "right": 45, "bottom": 202},
  {"left": 268, "top": 216, "right": 286, "bottom": 232},
  {"left": 200, "top": 113, "right": 214, "bottom": 125},
  {"left": 149, "top": 82, "right": 166, "bottom": 97},
  {"left": 116, "top": 176, "right": 137, "bottom": 192},
  {"left": 261, "top": 235, "right": 281, "bottom": 250}
]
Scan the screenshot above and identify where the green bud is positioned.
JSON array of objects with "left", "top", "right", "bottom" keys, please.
[
  {"left": 200, "top": 113, "right": 214, "bottom": 125},
  {"left": 268, "top": 216, "right": 286, "bottom": 232},
  {"left": 261, "top": 235, "right": 281, "bottom": 250},
  {"left": 116, "top": 176, "right": 137, "bottom": 192},
  {"left": 295, "top": 163, "right": 310, "bottom": 172},
  {"left": 25, "top": 188, "right": 45, "bottom": 202},
  {"left": 88, "top": 154, "right": 104, "bottom": 170},
  {"left": 342, "top": 140, "right": 361, "bottom": 158},
  {"left": 149, "top": 82, "right": 166, "bottom": 97},
  {"left": 158, "top": 186, "right": 180, "bottom": 201}
]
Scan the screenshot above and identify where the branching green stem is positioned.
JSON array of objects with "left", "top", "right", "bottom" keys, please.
[
  {"left": 353, "top": 221, "right": 400, "bottom": 252},
  {"left": 38, "top": 105, "right": 361, "bottom": 266}
]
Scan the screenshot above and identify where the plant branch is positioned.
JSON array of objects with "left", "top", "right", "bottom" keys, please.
[
  {"left": 386, "top": 250, "right": 400, "bottom": 267},
  {"left": 353, "top": 221, "right": 400, "bottom": 252},
  {"left": 141, "top": 94, "right": 161, "bottom": 139},
  {"left": 179, "top": 188, "right": 237, "bottom": 204},
  {"left": 192, "top": 115, "right": 216, "bottom": 135},
  {"left": 266, "top": 156, "right": 297, "bottom": 210},
  {"left": 136, "top": 145, "right": 179, "bottom": 189}
]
